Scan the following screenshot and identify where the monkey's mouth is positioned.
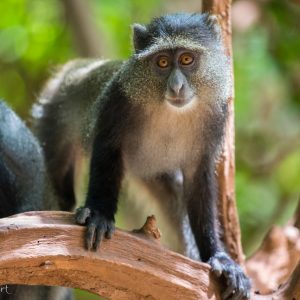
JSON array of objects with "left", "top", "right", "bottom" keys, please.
[{"left": 166, "top": 96, "right": 194, "bottom": 108}]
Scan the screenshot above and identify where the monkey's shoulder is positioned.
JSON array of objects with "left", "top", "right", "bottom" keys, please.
[
  {"left": 39, "top": 59, "right": 124, "bottom": 106},
  {"left": 59, "top": 58, "right": 124, "bottom": 90}
]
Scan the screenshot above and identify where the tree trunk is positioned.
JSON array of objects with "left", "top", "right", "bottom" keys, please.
[
  {"left": 202, "top": 0, "right": 244, "bottom": 264},
  {"left": 60, "top": 0, "right": 103, "bottom": 57}
]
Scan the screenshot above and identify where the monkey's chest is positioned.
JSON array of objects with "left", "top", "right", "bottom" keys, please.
[{"left": 123, "top": 108, "right": 203, "bottom": 178}]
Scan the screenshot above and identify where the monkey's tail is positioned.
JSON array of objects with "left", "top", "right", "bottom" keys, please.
[{"left": 0, "top": 100, "right": 58, "bottom": 216}]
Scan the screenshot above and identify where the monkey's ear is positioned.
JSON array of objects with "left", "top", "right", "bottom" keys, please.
[
  {"left": 132, "top": 23, "right": 148, "bottom": 52},
  {"left": 206, "top": 14, "right": 221, "bottom": 39}
]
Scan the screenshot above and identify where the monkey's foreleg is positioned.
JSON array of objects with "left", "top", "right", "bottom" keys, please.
[
  {"left": 186, "top": 155, "right": 251, "bottom": 300},
  {"left": 75, "top": 132, "right": 122, "bottom": 250}
]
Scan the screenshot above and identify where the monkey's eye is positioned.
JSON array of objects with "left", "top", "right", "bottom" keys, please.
[
  {"left": 179, "top": 53, "right": 194, "bottom": 66},
  {"left": 157, "top": 56, "right": 169, "bottom": 68}
]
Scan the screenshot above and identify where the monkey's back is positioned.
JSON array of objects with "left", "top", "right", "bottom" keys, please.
[
  {"left": 34, "top": 59, "right": 124, "bottom": 149},
  {"left": 33, "top": 59, "right": 123, "bottom": 210}
]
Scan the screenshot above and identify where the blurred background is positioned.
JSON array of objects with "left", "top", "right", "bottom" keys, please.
[{"left": 0, "top": 0, "right": 300, "bottom": 298}]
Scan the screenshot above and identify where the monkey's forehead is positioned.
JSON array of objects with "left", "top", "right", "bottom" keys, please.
[{"left": 134, "top": 37, "right": 207, "bottom": 60}]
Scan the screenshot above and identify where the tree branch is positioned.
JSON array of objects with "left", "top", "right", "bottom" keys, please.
[
  {"left": 276, "top": 261, "right": 300, "bottom": 300},
  {"left": 246, "top": 225, "right": 300, "bottom": 294},
  {"left": 0, "top": 212, "right": 222, "bottom": 300},
  {"left": 0, "top": 211, "right": 299, "bottom": 299},
  {"left": 244, "top": 197, "right": 300, "bottom": 296},
  {"left": 251, "top": 261, "right": 300, "bottom": 300}
]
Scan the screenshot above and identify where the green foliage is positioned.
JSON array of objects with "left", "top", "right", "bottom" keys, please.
[
  {"left": 236, "top": 171, "right": 279, "bottom": 253},
  {"left": 0, "top": 0, "right": 75, "bottom": 114},
  {"left": 234, "top": 0, "right": 300, "bottom": 255},
  {"left": 75, "top": 289, "right": 103, "bottom": 300},
  {"left": 90, "top": 0, "right": 161, "bottom": 58},
  {"left": 275, "top": 150, "right": 300, "bottom": 195}
]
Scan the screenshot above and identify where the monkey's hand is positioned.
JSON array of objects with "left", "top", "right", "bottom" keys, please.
[
  {"left": 75, "top": 207, "right": 115, "bottom": 251},
  {"left": 208, "top": 251, "right": 251, "bottom": 300}
]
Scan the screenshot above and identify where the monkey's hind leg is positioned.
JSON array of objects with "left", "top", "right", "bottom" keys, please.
[
  {"left": 139, "top": 171, "right": 199, "bottom": 258},
  {"left": 33, "top": 61, "right": 88, "bottom": 212},
  {"left": 35, "top": 113, "right": 78, "bottom": 211}
]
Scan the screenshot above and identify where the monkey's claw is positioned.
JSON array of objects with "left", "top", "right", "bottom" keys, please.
[
  {"left": 75, "top": 207, "right": 115, "bottom": 251},
  {"left": 208, "top": 252, "right": 251, "bottom": 300}
]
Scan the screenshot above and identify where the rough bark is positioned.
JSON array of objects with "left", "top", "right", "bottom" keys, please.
[
  {"left": 202, "top": 0, "right": 244, "bottom": 264},
  {"left": 0, "top": 211, "right": 222, "bottom": 300}
]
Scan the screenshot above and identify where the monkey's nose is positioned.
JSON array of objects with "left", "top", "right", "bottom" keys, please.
[
  {"left": 168, "top": 69, "right": 185, "bottom": 96},
  {"left": 170, "top": 81, "right": 184, "bottom": 96}
]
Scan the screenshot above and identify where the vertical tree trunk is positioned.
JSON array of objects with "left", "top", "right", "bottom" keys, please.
[
  {"left": 61, "top": 0, "right": 103, "bottom": 57},
  {"left": 202, "top": 0, "right": 244, "bottom": 264}
]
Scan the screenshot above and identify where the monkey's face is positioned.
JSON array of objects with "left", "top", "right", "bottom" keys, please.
[
  {"left": 123, "top": 46, "right": 229, "bottom": 111},
  {"left": 150, "top": 49, "right": 198, "bottom": 108},
  {"left": 122, "top": 13, "right": 230, "bottom": 110}
]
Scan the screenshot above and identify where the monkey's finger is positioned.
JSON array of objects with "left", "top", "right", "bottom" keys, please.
[
  {"left": 85, "top": 223, "right": 97, "bottom": 250},
  {"left": 230, "top": 284, "right": 243, "bottom": 300},
  {"left": 226, "top": 275, "right": 245, "bottom": 300},
  {"left": 105, "top": 223, "right": 115, "bottom": 239},
  {"left": 233, "top": 293, "right": 243, "bottom": 300},
  {"left": 222, "top": 285, "right": 236, "bottom": 300},
  {"left": 94, "top": 227, "right": 105, "bottom": 251},
  {"left": 237, "top": 275, "right": 250, "bottom": 300},
  {"left": 222, "top": 286, "right": 236, "bottom": 300},
  {"left": 222, "top": 270, "right": 237, "bottom": 299},
  {"left": 244, "top": 277, "right": 251, "bottom": 299},
  {"left": 245, "top": 285, "right": 251, "bottom": 299},
  {"left": 239, "top": 291, "right": 247, "bottom": 300},
  {"left": 75, "top": 207, "right": 91, "bottom": 224},
  {"left": 209, "top": 257, "right": 223, "bottom": 277},
  {"left": 236, "top": 277, "right": 246, "bottom": 300},
  {"left": 230, "top": 270, "right": 250, "bottom": 300}
]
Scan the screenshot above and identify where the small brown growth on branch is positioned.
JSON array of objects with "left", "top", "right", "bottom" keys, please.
[{"left": 132, "top": 215, "right": 162, "bottom": 241}]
